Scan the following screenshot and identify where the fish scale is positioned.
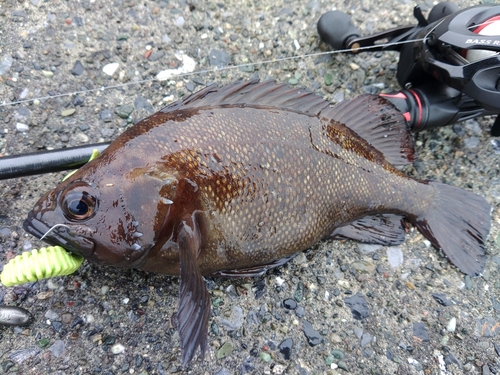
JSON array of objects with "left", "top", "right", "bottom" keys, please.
[{"left": 22, "top": 79, "right": 491, "bottom": 366}]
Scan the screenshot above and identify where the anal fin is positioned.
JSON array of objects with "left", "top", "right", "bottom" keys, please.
[
  {"left": 177, "top": 220, "right": 211, "bottom": 367},
  {"left": 329, "top": 214, "right": 405, "bottom": 246}
]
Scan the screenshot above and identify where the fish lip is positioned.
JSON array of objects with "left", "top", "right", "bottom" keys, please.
[{"left": 23, "top": 212, "right": 95, "bottom": 258}]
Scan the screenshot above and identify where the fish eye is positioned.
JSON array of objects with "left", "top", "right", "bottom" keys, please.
[{"left": 60, "top": 183, "right": 98, "bottom": 221}]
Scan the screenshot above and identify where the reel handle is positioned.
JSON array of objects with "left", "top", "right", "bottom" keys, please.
[{"left": 317, "top": 11, "right": 361, "bottom": 50}]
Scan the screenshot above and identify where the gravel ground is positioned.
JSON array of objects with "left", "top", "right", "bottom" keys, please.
[{"left": 0, "top": 0, "right": 499, "bottom": 374}]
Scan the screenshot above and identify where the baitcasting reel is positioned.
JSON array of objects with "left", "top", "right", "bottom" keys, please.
[{"left": 318, "top": 2, "right": 500, "bottom": 135}]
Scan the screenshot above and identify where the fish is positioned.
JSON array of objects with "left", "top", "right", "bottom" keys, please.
[{"left": 22, "top": 79, "right": 491, "bottom": 366}]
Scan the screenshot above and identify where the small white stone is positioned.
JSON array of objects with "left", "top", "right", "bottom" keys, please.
[
  {"left": 338, "top": 280, "right": 350, "bottom": 288},
  {"left": 47, "top": 279, "right": 60, "bottom": 290},
  {"left": 122, "top": 298, "right": 129, "bottom": 305},
  {"left": 16, "top": 122, "right": 29, "bottom": 132},
  {"left": 102, "top": 63, "right": 119, "bottom": 76},
  {"left": 111, "top": 343, "right": 125, "bottom": 354},
  {"left": 275, "top": 276, "right": 285, "bottom": 286},
  {"left": 176, "top": 16, "right": 185, "bottom": 27},
  {"left": 387, "top": 247, "right": 404, "bottom": 268},
  {"left": 447, "top": 317, "right": 456, "bottom": 332}
]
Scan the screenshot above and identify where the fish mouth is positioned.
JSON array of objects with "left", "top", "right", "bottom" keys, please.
[{"left": 23, "top": 211, "right": 95, "bottom": 258}]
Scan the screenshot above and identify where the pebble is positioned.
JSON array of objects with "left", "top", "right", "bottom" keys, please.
[
  {"left": 209, "top": 49, "right": 231, "bottom": 68},
  {"left": 148, "top": 50, "right": 165, "bottom": 62},
  {"left": 278, "top": 338, "right": 293, "bottom": 360},
  {"left": 351, "top": 260, "right": 375, "bottom": 274},
  {"left": 463, "top": 137, "right": 480, "bottom": 149},
  {"left": 99, "top": 109, "right": 113, "bottom": 122},
  {"left": 134, "top": 95, "right": 154, "bottom": 113},
  {"left": 219, "top": 306, "right": 243, "bottom": 330},
  {"left": 413, "top": 322, "right": 429, "bottom": 342},
  {"left": 253, "top": 279, "right": 267, "bottom": 299},
  {"left": 302, "top": 320, "right": 322, "bottom": 346},
  {"left": 62, "top": 313, "right": 73, "bottom": 325},
  {"left": 102, "top": 63, "right": 119, "bottom": 76},
  {"left": 116, "top": 104, "right": 134, "bottom": 119},
  {"left": 283, "top": 298, "right": 297, "bottom": 310},
  {"left": 386, "top": 247, "right": 403, "bottom": 268},
  {"left": 294, "top": 282, "right": 304, "bottom": 302},
  {"left": 295, "top": 305, "right": 306, "bottom": 318},
  {"left": 15, "top": 123, "right": 29, "bottom": 132},
  {"left": 42, "top": 70, "right": 53, "bottom": 78},
  {"left": 111, "top": 343, "right": 125, "bottom": 354},
  {"left": 176, "top": 16, "right": 185, "bottom": 27},
  {"left": 331, "top": 349, "right": 345, "bottom": 360},
  {"left": 73, "top": 96, "right": 85, "bottom": 106},
  {"left": 44, "top": 309, "right": 59, "bottom": 320},
  {"left": 48, "top": 340, "right": 65, "bottom": 357},
  {"left": 260, "top": 352, "right": 271, "bottom": 362},
  {"left": 214, "top": 368, "right": 231, "bottom": 375},
  {"left": 216, "top": 342, "right": 233, "bottom": 359},
  {"left": 332, "top": 91, "right": 345, "bottom": 103},
  {"left": 465, "top": 275, "right": 473, "bottom": 290},
  {"left": 432, "top": 293, "right": 453, "bottom": 306},
  {"left": 337, "top": 361, "right": 349, "bottom": 371},
  {"left": 71, "top": 60, "right": 84, "bottom": 76},
  {"left": 492, "top": 139, "right": 500, "bottom": 154},
  {"left": 46, "top": 279, "right": 59, "bottom": 290},
  {"left": 361, "top": 332, "right": 373, "bottom": 347},
  {"left": 358, "top": 244, "right": 382, "bottom": 254},
  {"left": 61, "top": 108, "right": 75, "bottom": 117},
  {"left": 344, "top": 293, "right": 370, "bottom": 320},
  {"left": 0, "top": 56, "right": 13, "bottom": 76},
  {"left": 185, "top": 82, "right": 195, "bottom": 92},
  {"left": 324, "top": 73, "right": 333, "bottom": 86}
]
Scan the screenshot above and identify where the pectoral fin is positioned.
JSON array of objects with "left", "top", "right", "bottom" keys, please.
[
  {"left": 177, "top": 220, "right": 211, "bottom": 367},
  {"left": 330, "top": 214, "right": 405, "bottom": 246},
  {"left": 210, "top": 253, "right": 298, "bottom": 278}
]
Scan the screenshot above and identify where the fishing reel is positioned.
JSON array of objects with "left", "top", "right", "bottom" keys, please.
[{"left": 318, "top": 2, "right": 500, "bottom": 135}]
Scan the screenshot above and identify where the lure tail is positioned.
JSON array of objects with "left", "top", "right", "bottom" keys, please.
[
  {"left": 412, "top": 182, "right": 491, "bottom": 276},
  {"left": 1, "top": 246, "right": 83, "bottom": 286}
]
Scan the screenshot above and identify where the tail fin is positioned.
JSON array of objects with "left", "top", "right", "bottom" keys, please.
[{"left": 413, "top": 181, "right": 491, "bottom": 276}]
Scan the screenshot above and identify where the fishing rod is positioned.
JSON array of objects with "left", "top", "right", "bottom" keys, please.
[{"left": 1, "top": 1, "right": 499, "bottom": 180}]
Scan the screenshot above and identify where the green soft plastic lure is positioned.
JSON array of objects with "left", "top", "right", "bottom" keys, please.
[
  {"left": 1, "top": 246, "right": 84, "bottom": 286},
  {"left": 0, "top": 149, "right": 100, "bottom": 287}
]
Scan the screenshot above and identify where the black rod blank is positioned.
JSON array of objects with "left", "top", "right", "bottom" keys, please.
[{"left": 0, "top": 143, "right": 110, "bottom": 180}]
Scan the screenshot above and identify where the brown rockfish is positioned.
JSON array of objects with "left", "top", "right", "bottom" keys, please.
[{"left": 23, "top": 79, "right": 491, "bottom": 366}]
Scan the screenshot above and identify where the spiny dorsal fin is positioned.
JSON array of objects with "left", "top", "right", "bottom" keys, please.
[{"left": 160, "top": 79, "right": 330, "bottom": 116}]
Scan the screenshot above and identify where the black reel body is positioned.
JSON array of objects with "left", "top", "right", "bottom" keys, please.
[{"left": 318, "top": 2, "right": 500, "bottom": 134}]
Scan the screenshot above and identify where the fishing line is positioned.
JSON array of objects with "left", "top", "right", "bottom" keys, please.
[
  {"left": 0, "top": 38, "right": 425, "bottom": 108},
  {"left": 40, "top": 224, "right": 71, "bottom": 240}
]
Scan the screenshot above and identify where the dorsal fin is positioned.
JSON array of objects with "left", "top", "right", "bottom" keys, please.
[
  {"left": 320, "top": 95, "right": 416, "bottom": 166},
  {"left": 160, "top": 80, "right": 415, "bottom": 167},
  {"left": 160, "top": 79, "right": 330, "bottom": 116}
]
